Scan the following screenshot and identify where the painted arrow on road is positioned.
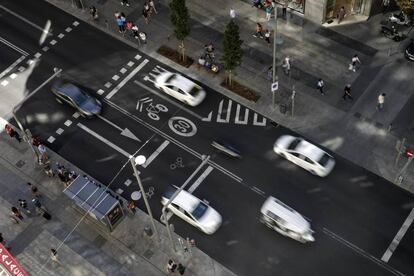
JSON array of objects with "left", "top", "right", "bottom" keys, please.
[{"left": 97, "top": 115, "right": 141, "bottom": 142}]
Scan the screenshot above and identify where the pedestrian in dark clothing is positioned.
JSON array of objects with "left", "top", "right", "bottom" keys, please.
[
  {"left": 342, "top": 84, "right": 353, "bottom": 101},
  {"left": 31, "top": 136, "right": 41, "bottom": 147},
  {"left": 127, "top": 200, "right": 136, "bottom": 214},
  {"left": 89, "top": 6, "right": 98, "bottom": 20},
  {"left": 149, "top": 0, "right": 157, "bottom": 14},
  {"left": 0, "top": 233, "right": 11, "bottom": 250},
  {"left": 253, "top": 23, "right": 264, "bottom": 38},
  {"left": 142, "top": 8, "right": 149, "bottom": 24},
  {"left": 50, "top": 248, "right": 60, "bottom": 263},
  {"left": 177, "top": 263, "right": 186, "bottom": 275},
  {"left": 283, "top": 0, "right": 288, "bottom": 18},
  {"left": 167, "top": 259, "right": 177, "bottom": 273},
  {"left": 132, "top": 25, "right": 139, "bottom": 39},
  {"left": 251, "top": 0, "right": 262, "bottom": 9},
  {"left": 337, "top": 6, "right": 346, "bottom": 24},
  {"left": 382, "top": 0, "right": 390, "bottom": 13},
  {"left": 43, "top": 162, "right": 54, "bottom": 177},
  {"left": 4, "top": 124, "right": 22, "bottom": 143},
  {"left": 121, "top": 0, "right": 130, "bottom": 7},
  {"left": 317, "top": 79, "right": 324, "bottom": 95},
  {"left": 32, "top": 198, "right": 44, "bottom": 215},
  {"left": 27, "top": 182, "right": 41, "bottom": 198},
  {"left": 264, "top": 29, "right": 271, "bottom": 45},
  {"left": 18, "top": 199, "right": 31, "bottom": 214},
  {"left": 11, "top": 207, "right": 23, "bottom": 223}
]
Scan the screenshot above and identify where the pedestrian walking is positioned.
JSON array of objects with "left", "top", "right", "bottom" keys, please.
[
  {"left": 4, "top": 124, "right": 22, "bottom": 143},
  {"left": 89, "top": 6, "right": 98, "bottom": 20},
  {"left": 342, "top": 84, "right": 353, "bottom": 101},
  {"left": 38, "top": 143, "right": 47, "bottom": 157},
  {"left": 377, "top": 93, "right": 386, "bottom": 110},
  {"left": 127, "top": 200, "right": 136, "bottom": 214},
  {"left": 282, "top": 56, "right": 291, "bottom": 76},
  {"left": 43, "top": 162, "right": 54, "bottom": 177},
  {"left": 50, "top": 249, "right": 60, "bottom": 263},
  {"left": 265, "top": 5, "right": 273, "bottom": 21},
  {"left": 337, "top": 6, "right": 346, "bottom": 24},
  {"left": 18, "top": 199, "right": 31, "bottom": 214},
  {"left": 32, "top": 198, "right": 44, "bottom": 215},
  {"left": 382, "top": 0, "right": 390, "bottom": 13},
  {"left": 349, "top": 54, "right": 361, "bottom": 72},
  {"left": 283, "top": 0, "right": 289, "bottom": 18},
  {"left": 131, "top": 25, "right": 139, "bottom": 39},
  {"left": 144, "top": 2, "right": 151, "bottom": 16},
  {"left": 10, "top": 207, "right": 23, "bottom": 223},
  {"left": 0, "top": 233, "right": 11, "bottom": 250},
  {"left": 166, "top": 259, "right": 177, "bottom": 273},
  {"left": 149, "top": 0, "right": 157, "bottom": 14},
  {"left": 27, "top": 182, "right": 41, "bottom": 198},
  {"left": 251, "top": 0, "right": 262, "bottom": 9},
  {"left": 229, "top": 7, "right": 236, "bottom": 19},
  {"left": 253, "top": 23, "right": 263, "bottom": 38},
  {"left": 177, "top": 263, "right": 186, "bottom": 275},
  {"left": 121, "top": 0, "right": 130, "bottom": 7},
  {"left": 316, "top": 79, "right": 325, "bottom": 95},
  {"left": 142, "top": 8, "right": 149, "bottom": 24},
  {"left": 267, "top": 66, "right": 273, "bottom": 81},
  {"left": 116, "top": 15, "right": 125, "bottom": 33},
  {"left": 264, "top": 29, "right": 271, "bottom": 45},
  {"left": 139, "top": 32, "right": 147, "bottom": 44}
]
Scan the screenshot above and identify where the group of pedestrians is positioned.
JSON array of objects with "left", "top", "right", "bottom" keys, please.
[{"left": 166, "top": 259, "right": 186, "bottom": 275}]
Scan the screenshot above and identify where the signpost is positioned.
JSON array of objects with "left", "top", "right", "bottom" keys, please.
[{"left": 271, "top": 81, "right": 278, "bottom": 108}]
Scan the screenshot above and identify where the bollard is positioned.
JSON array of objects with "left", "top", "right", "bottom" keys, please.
[{"left": 144, "top": 225, "right": 153, "bottom": 237}]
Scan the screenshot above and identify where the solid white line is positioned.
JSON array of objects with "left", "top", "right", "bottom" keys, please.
[
  {"left": 188, "top": 166, "right": 213, "bottom": 193},
  {"left": 323, "top": 228, "right": 404, "bottom": 276},
  {"left": 106, "top": 59, "right": 148, "bottom": 99},
  {"left": 217, "top": 100, "right": 232, "bottom": 123},
  {"left": 0, "top": 36, "right": 29, "bottom": 56},
  {"left": 382, "top": 208, "right": 414, "bottom": 262},
  {"left": 142, "top": 140, "right": 170, "bottom": 168},
  {"left": 0, "top": 55, "right": 26, "bottom": 79},
  {"left": 0, "top": 5, "right": 52, "bottom": 36},
  {"left": 97, "top": 115, "right": 122, "bottom": 131},
  {"left": 77, "top": 123, "right": 131, "bottom": 158},
  {"left": 133, "top": 80, "right": 203, "bottom": 120}
]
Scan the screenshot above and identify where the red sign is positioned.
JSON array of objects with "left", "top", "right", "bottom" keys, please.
[
  {"left": 0, "top": 243, "right": 27, "bottom": 276},
  {"left": 405, "top": 149, "right": 414, "bottom": 158}
]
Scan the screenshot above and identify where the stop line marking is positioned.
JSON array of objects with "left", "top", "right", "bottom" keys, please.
[
  {"left": 141, "top": 140, "right": 170, "bottom": 168},
  {"left": 188, "top": 166, "right": 214, "bottom": 193}
]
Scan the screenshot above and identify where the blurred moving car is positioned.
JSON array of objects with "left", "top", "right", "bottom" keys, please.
[
  {"left": 51, "top": 81, "right": 101, "bottom": 117},
  {"left": 154, "top": 72, "right": 206, "bottom": 106},
  {"left": 273, "top": 135, "right": 335, "bottom": 177},
  {"left": 260, "top": 196, "right": 315, "bottom": 243},
  {"left": 211, "top": 139, "right": 241, "bottom": 158},
  {"left": 405, "top": 39, "right": 414, "bottom": 61},
  {"left": 161, "top": 188, "right": 222, "bottom": 234}
]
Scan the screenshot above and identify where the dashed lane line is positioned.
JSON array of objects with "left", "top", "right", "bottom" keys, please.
[
  {"left": 0, "top": 55, "right": 26, "bottom": 79},
  {"left": 141, "top": 140, "right": 170, "bottom": 168},
  {"left": 188, "top": 166, "right": 213, "bottom": 193},
  {"left": 0, "top": 36, "right": 29, "bottom": 56}
]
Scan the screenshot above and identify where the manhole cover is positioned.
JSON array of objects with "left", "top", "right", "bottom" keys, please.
[
  {"left": 143, "top": 249, "right": 154, "bottom": 260},
  {"left": 15, "top": 160, "right": 25, "bottom": 168}
]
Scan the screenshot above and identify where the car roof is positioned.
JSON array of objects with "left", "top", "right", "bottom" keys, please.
[
  {"left": 166, "top": 73, "right": 196, "bottom": 93},
  {"left": 295, "top": 139, "right": 326, "bottom": 160},
  {"left": 54, "top": 82, "right": 82, "bottom": 97},
  {"left": 169, "top": 190, "right": 200, "bottom": 213}
]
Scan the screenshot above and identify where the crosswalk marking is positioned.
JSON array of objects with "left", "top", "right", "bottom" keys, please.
[
  {"left": 202, "top": 111, "right": 212, "bottom": 122},
  {"left": 235, "top": 104, "right": 249, "bottom": 125},
  {"left": 253, "top": 113, "right": 266, "bottom": 126},
  {"left": 217, "top": 99, "right": 232, "bottom": 123}
]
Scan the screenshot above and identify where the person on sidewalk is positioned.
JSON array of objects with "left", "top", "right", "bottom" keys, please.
[
  {"left": 18, "top": 199, "right": 31, "bottom": 215},
  {"left": 131, "top": 24, "right": 139, "bottom": 40},
  {"left": 0, "top": 233, "right": 11, "bottom": 250},
  {"left": 149, "top": 0, "right": 157, "bottom": 14},
  {"left": 121, "top": 0, "right": 130, "bottom": 7},
  {"left": 349, "top": 54, "right": 361, "bottom": 72},
  {"left": 382, "top": 0, "right": 390, "bottom": 13},
  {"left": 342, "top": 84, "right": 353, "bottom": 101},
  {"left": 377, "top": 93, "right": 386, "bottom": 110},
  {"left": 166, "top": 259, "right": 177, "bottom": 273},
  {"left": 229, "top": 7, "right": 236, "bottom": 19},
  {"left": 10, "top": 207, "right": 23, "bottom": 223},
  {"left": 252, "top": 0, "right": 263, "bottom": 9},
  {"left": 316, "top": 79, "right": 325, "bottom": 95},
  {"left": 116, "top": 15, "right": 125, "bottom": 33},
  {"left": 142, "top": 7, "right": 149, "bottom": 24},
  {"left": 282, "top": 56, "right": 291, "bottom": 76},
  {"left": 50, "top": 248, "right": 60, "bottom": 263},
  {"left": 264, "top": 29, "right": 271, "bottom": 45},
  {"left": 265, "top": 4, "right": 273, "bottom": 21},
  {"left": 283, "top": 0, "right": 289, "bottom": 18},
  {"left": 4, "top": 124, "right": 22, "bottom": 143},
  {"left": 139, "top": 32, "right": 147, "bottom": 44},
  {"left": 253, "top": 23, "right": 264, "bottom": 38},
  {"left": 32, "top": 197, "right": 45, "bottom": 215},
  {"left": 177, "top": 263, "right": 186, "bottom": 275},
  {"left": 337, "top": 6, "right": 346, "bottom": 24},
  {"left": 89, "top": 6, "right": 98, "bottom": 20},
  {"left": 27, "top": 182, "right": 41, "bottom": 198},
  {"left": 127, "top": 200, "right": 136, "bottom": 214}
]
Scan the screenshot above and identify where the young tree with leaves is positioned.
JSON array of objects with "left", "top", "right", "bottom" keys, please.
[
  {"left": 169, "top": 0, "right": 190, "bottom": 61},
  {"left": 221, "top": 20, "right": 243, "bottom": 87},
  {"left": 394, "top": 0, "right": 414, "bottom": 13}
]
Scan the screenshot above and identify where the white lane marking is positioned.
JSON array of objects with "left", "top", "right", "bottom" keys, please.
[
  {"left": 56, "top": 128, "right": 64, "bottom": 135},
  {"left": 57, "top": 33, "right": 65, "bottom": 39},
  {"left": 72, "top": 112, "right": 80, "bottom": 118},
  {"left": 50, "top": 39, "right": 57, "bottom": 45},
  {"left": 124, "top": 179, "right": 132, "bottom": 187},
  {"left": 127, "top": 61, "right": 135, "bottom": 67},
  {"left": 382, "top": 208, "right": 414, "bottom": 262},
  {"left": 116, "top": 188, "right": 124, "bottom": 194},
  {"left": 97, "top": 115, "right": 141, "bottom": 142},
  {"left": 42, "top": 46, "right": 49, "bottom": 52},
  {"left": 1, "top": 80, "right": 9, "bottom": 86},
  {"left": 253, "top": 113, "right": 267, "bottom": 126},
  {"left": 120, "top": 68, "right": 127, "bottom": 74},
  {"left": 106, "top": 59, "right": 149, "bottom": 99},
  {"left": 72, "top": 21, "right": 80, "bottom": 26},
  {"left": 64, "top": 120, "right": 72, "bottom": 127},
  {"left": 34, "top": 52, "right": 42, "bottom": 58},
  {"left": 202, "top": 111, "right": 212, "bottom": 122},
  {"left": 17, "top": 66, "right": 25, "bottom": 72},
  {"left": 104, "top": 82, "right": 112, "bottom": 88},
  {"left": 47, "top": 136, "right": 56, "bottom": 143},
  {"left": 0, "top": 55, "right": 25, "bottom": 79},
  {"left": 133, "top": 80, "right": 203, "bottom": 120},
  {"left": 323, "top": 228, "right": 404, "bottom": 276},
  {"left": 104, "top": 99, "right": 243, "bottom": 183},
  {"left": 134, "top": 54, "right": 141, "bottom": 60},
  {"left": 188, "top": 166, "right": 213, "bottom": 193},
  {"left": 77, "top": 123, "right": 131, "bottom": 158},
  {"left": 97, "top": 89, "right": 104, "bottom": 95},
  {"left": 26, "top": 59, "right": 34, "bottom": 65},
  {"left": 217, "top": 99, "right": 232, "bottom": 123},
  {"left": 235, "top": 104, "right": 249, "bottom": 125},
  {"left": 142, "top": 140, "right": 170, "bottom": 168},
  {"left": 251, "top": 186, "right": 265, "bottom": 196},
  {"left": 0, "top": 5, "right": 53, "bottom": 36},
  {"left": 10, "top": 73, "right": 17, "bottom": 79},
  {"left": 0, "top": 36, "right": 29, "bottom": 55},
  {"left": 65, "top": 27, "right": 72, "bottom": 32},
  {"left": 112, "top": 75, "right": 120, "bottom": 81}
]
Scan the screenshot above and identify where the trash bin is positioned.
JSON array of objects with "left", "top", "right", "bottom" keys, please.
[
  {"left": 279, "top": 104, "right": 287, "bottom": 114},
  {"left": 144, "top": 226, "right": 153, "bottom": 237}
]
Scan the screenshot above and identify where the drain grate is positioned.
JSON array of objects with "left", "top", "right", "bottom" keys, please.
[
  {"left": 143, "top": 249, "right": 154, "bottom": 260},
  {"left": 15, "top": 160, "right": 25, "bottom": 168}
]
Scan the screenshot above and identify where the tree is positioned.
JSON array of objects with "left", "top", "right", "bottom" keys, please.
[
  {"left": 394, "top": 0, "right": 414, "bottom": 13},
  {"left": 221, "top": 20, "right": 243, "bottom": 87},
  {"left": 169, "top": 0, "right": 190, "bottom": 61}
]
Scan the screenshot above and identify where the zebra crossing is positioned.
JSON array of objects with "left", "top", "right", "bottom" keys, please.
[{"left": 143, "top": 65, "right": 267, "bottom": 127}]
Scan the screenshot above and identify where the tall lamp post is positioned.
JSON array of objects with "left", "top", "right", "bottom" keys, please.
[
  {"left": 130, "top": 155, "right": 160, "bottom": 241},
  {"left": 268, "top": 5, "right": 279, "bottom": 108}
]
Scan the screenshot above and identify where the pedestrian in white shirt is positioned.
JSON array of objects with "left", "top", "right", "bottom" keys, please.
[
  {"left": 230, "top": 8, "right": 236, "bottom": 19},
  {"left": 349, "top": 54, "right": 361, "bottom": 72},
  {"left": 377, "top": 93, "right": 386, "bottom": 110}
]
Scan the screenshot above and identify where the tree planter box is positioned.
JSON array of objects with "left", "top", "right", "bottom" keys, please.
[
  {"left": 220, "top": 79, "right": 260, "bottom": 102},
  {"left": 157, "top": 45, "right": 194, "bottom": 68}
]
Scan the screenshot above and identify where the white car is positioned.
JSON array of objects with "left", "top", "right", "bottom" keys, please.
[
  {"left": 161, "top": 189, "right": 222, "bottom": 234},
  {"left": 273, "top": 135, "right": 335, "bottom": 177},
  {"left": 154, "top": 72, "right": 206, "bottom": 106}
]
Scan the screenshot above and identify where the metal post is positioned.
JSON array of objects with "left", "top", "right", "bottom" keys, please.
[
  {"left": 162, "top": 156, "right": 210, "bottom": 252},
  {"left": 272, "top": 6, "right": 278, "bottom": 85},
  {"left": 291, "top": 86, "right": 296, "bottom": 116},
  {"left": 130, "top": 158, "right": 160, "bottom": 242},
  {"left": 395, "top": 155, "right": 413, "bottom": 185},
  {"left": 394, "top": 138, "right": 406, "bottom": 167}
]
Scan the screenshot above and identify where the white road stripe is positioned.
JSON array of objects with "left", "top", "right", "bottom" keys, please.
[
  {"left": 381, "top": 208, "right": 414, "bottom": 262},
  {"left": 133, "top": 80, "right": 203, "bottom": 120},
  {"left": 77, "top": 123, "right": 131, "bottom": 158},
  {"left": 0, "top": 5, "right": 52, "bottom": 36},
  {"left": 188, "top": 166, "right": 213, "bottom": 193},
  {"left": 0, "top": 36, "right": 29, "bottom": 55},
  {"left": 106, "top": 59, "right": 148, "bottom": 99},
  {"left": 235, "top": 104, "right": 249, "bottom": 125},
  {"left": 253, "top": 113, "right": 267, "bottom": 126},
  {"left": 0, "top": 55, "right": 26, "bottom": 79},
  {"left": 323, "top": 228, "right": 404, "bottom": 276},
  {"left": 202, "top": 111, "right": 212, "bottom": 122},
  {"left": 217, "top": 99, "right": 232, "bottom": 123},
  {"left": 142, "top": 140, "right": 170, "bottom": 168}
]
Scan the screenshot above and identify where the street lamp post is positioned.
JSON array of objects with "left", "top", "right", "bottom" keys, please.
[
  {"left": 130, "top": 155, "right": 160, "bottom": 241},
  {"left": 268, "top": 5, "right": 279, "bottom": 108}
]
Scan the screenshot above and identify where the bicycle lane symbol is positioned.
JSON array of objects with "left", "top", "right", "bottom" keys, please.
[
  {"left": 136, "top": 97, "right": 168, "bottom": 121},
  {"left": 168, "top": 116, "right": 197, "bottom": 137}
]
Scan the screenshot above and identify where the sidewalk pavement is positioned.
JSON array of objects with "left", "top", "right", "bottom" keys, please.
[
  {"left": 0, "top": 130, "right": 235, "bottom": 275},
  {"left": 44, "top": 0, "right": 414, "bottom": 192}
]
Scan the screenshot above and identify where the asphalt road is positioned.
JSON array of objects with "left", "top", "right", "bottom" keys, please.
[{"left": 2, "top": 1, "right": 414, "bottom": 275}]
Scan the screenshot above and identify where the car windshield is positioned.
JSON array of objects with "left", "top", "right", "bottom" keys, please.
[
  {"left": 191, "top": 201, "right": 208, "bottom": 220},
  {"left": 188, "top": 85, "right": 201, "bottom": 96},
  {"left": 288, "top": 138, "right": 301, "bottom": 150},
  {"left": 165, "top": 74, "right": 177, "bottom": 84},
  {"left": 318, "top": 153, "right": 331, "bottom": 166},
  {"left": 73, "top": 91, "right": 89, "bottom": 105}
]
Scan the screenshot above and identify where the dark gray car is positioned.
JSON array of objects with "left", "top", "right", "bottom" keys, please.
[
  {"left": 406, "top": 40, "right": 414, "bottom": 61},
  {"left": 51, "top": 81, "right": 102, "bottom": 117}
]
